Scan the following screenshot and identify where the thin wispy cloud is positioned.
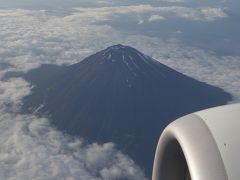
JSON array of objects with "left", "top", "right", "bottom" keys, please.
[
  {"left": 148, "top": 15, "right": 166, "bottom": 22},
  {"left": 161, "top": 0, "right": 185, "bottom": 2},
  {"left": 73, "top": 5, "right": 228, "bottom": 22}
]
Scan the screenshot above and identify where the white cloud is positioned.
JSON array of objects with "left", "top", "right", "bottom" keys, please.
[
  {"left": 0, "top": 8, "right": 238, "bottom": 100},
  {"left": 73, "top": 5, "right": 228, "bottom": 22},
  {"left": 201, "top": 7, "right": 228, "bottom": 21},
  {"left": 137, "top": 15, "right": 144, "bottom": 24},
  {"left": 148, "top": 15, "right": 166, "bottom": 22},
  {"left": 0, "top": 110, "right": 147, "bottom": 180},
  {"left": 0, "top": 9, "right": 149, "bottom": 180},
  {"left": 161, "top": 0, "right": 185, "bottom": 2},
  {"left": 0, "top": 75, "right": 147, "bottom": 180},
  {"left": 97, "top": 0, "right": 109, "bottom": 4},
  {"left": 0, "top": 8, "right": 236, "bottom": 100},
  {"left": 0, "top": 78, "right": 31, "bottom": 112},
  {"left": 138, "top": 19, "right": 144, "bottom": 24},
  {"left": 121, "top": 36, "right": 240, "bottom": 102}
]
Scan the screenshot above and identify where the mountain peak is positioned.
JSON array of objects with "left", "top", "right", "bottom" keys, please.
[
  {"left": 108, "top": 44, "right": 126, "bottom": 49},
  {"left": 104, "top": 44, "right": 130, "bottom": 54},
  {"left": 21, "top": 45, "right": 232, "bottom": 177},
  {"left": 105, "top": 44, "right": 145, "bottom": 52},
  {"left": 98, "top": 44, "right": 153, "bottom": 67}
]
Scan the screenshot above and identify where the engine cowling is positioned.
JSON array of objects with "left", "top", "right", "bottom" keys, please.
[{"left": 152, "top": 104, "right": 240, "bottom": 180}]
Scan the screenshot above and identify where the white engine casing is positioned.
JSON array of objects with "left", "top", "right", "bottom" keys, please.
[{"left": 152, "top": 104, "right": 240, "bottom": 180}]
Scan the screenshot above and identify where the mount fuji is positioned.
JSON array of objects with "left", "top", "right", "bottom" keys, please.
[{"left": 20, "top": 44, "right": 231, "bottom": 176}]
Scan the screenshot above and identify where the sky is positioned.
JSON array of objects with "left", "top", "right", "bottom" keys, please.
[{"left": 0, "top": 0, "right": 240, "bottom": 179}]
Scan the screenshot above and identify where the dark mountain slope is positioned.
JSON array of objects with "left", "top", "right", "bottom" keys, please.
[{"left": 21, "top": 44, "right": 232, "bottom": 176}]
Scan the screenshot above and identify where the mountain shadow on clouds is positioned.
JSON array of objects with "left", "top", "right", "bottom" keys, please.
[{"left": 20, "top": 44, "right": 232, "bottom": 177}]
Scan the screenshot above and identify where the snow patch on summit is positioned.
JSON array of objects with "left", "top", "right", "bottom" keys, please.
[
  {"left": 122, "top": 55, "right": 137, "bottom": 77},
  {"left": 128, "top": 55, "right": 140, "bottom": 70},
  {"left": 107, "top": 53, "right": 112, "bottom": 60},
  {"left": 100, "top": 45, "right": 167, "bottom": 78},
  {"left": 137, "top": 53, "right": 150, "bottom": 65}
]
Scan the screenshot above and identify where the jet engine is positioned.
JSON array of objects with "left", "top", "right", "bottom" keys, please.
[{"left": 152, "top": 104, "right": 240, "bottom": 180}]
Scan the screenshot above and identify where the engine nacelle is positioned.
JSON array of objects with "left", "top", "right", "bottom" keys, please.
[{"left": 152, "top": 104, "right": 240, "bottom": 180}]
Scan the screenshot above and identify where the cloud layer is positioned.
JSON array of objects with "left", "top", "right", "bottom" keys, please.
[
  {"left": 0, "top": 5, "right": 239, "bottom": 180},
  {"left": 0, "top": 77, "right": 147, "bottom": 180},
  {"left": 0, "top": 8, "right": 239, "bottom": 101},
  {"left": 0, "top": 9, "right": 150, "bottom": 180},
  {"left": 73, "top": 5, "right": 228, "bottom": 22}
]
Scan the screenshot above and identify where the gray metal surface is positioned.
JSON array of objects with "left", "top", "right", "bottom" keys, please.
[
  {"left": 196, "top": 104, "right": 240, "bottom": 180},
  {"left": 152, "top": 113, "right": 227, "bottom": 180}
]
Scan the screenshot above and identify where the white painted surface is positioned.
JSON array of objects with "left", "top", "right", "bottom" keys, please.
[
  {"left": 152, "top": 114, "right": 227, "bottom": 180},
  {"left": 195, "top": 104, "right": 240, "bottom": 180},
  {"left": 153, "top": 104, "right": 240, "bottom": 180}
]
